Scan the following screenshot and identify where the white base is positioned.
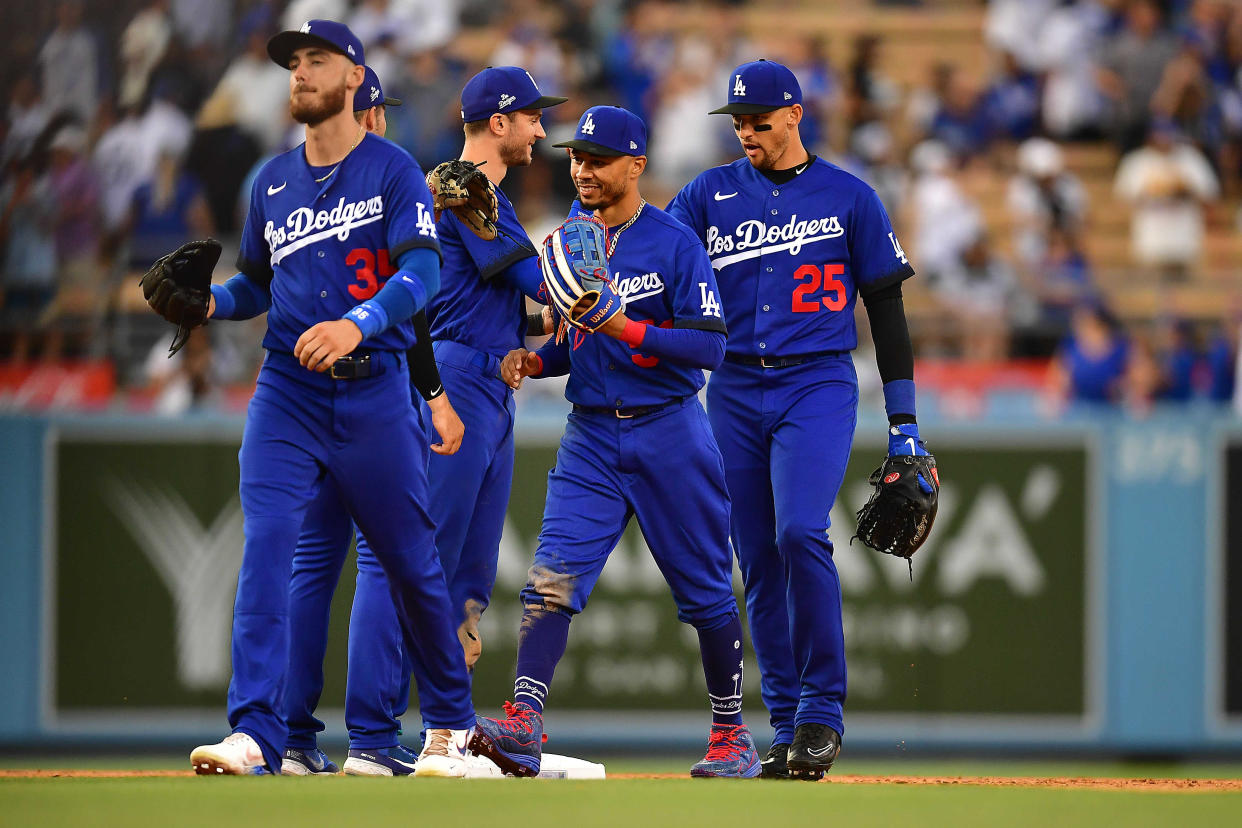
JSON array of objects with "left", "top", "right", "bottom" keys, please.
[{"left": 463, "top": 752, "right": 606, "bottom": 779}]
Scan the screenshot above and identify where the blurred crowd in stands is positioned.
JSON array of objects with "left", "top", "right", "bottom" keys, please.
[{"left": 0, "top": 0, "right": 1239, "bottom": 416}]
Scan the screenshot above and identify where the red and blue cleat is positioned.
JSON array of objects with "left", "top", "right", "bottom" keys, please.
[
  {"left": 468, "top": 701, "right": 544, "bottom": 777},
  {"left": 690, "top": 724, "right": 761, "bottom": 778}
]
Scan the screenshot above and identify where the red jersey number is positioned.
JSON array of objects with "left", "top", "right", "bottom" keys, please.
[
  {"left": 791, "top": 263, "right": 847, "bottom": 313},
  {"left": 630, "top": 319, "right": 673, "bottom": 367},
  {"left": 345, "top": 249, "right": 396, "bottom": 301}
]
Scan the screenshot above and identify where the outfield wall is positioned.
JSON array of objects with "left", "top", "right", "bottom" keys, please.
[{"left": 1, "top": 409, "right": 1240, "bottom": 755}]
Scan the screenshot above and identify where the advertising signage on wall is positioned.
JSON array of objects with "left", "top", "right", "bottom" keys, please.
[{"left": 46, "top": 429, "right": 1095, "bottom": 731}]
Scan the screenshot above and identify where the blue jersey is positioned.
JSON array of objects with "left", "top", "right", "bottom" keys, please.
[
  {"left": 237, "top": 133, "right": 441, "bottom": 353},
  {"left": 667, "top": 157, "right": 913, "bottom": 357},
  {"left": 427, "top": 187, "right": 538, "bottom": 357},
  {"left": 562, "top": 203, "right": 727, "bottom": 409}
]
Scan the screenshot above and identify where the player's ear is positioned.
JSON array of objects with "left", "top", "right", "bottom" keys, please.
[
  {"left": 347, "top": 62, "right": 364, "bottom": 91},
  {"left": 788, "top": 104, "right": 803, "bottom": 127},
  {"left": 489, "top": 112, "right": 507, "bottom": 137},
  {"left": 631, "top": 156, "right": 647, "bottom": 178}
]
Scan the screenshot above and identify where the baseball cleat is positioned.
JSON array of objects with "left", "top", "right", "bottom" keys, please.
[
  {"left": 786, "top": 723, "right": 841, "bottom": 781},
  {"left": 690, "top": 723, "right": 761, "bottom": 778},
  {"left": 759, "top": 742, "right": 791, "bottom": 779},
  {"left": 281, "top": 747, "right": 339, "bottom": 775},
  {"left": 468, "top": 701, "right": 543, "bottom": 777},
  {"left": 190, "top": 732, "right": 267, "bottom": 776},
  {"left": 342, "top": 744, "right": 419, "bottom": 776},
  {"left": 413, "top": 728, "right": 474, "bottom": 777}
]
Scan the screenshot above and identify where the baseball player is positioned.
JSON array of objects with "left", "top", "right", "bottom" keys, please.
[
  {"left": 280, "top": 65, "right": 467, "bottom": 777},
  {"left": 469, "top": 106, "right": 761, "bottom": 779},
  {"left": 420, "top": 66, "right": 566, "bottom": 675},
  {"left": 180, "top": 20, "right": 474, "bottom": 776},
  {"left": 666, "top": 59, "right": 925, "bottom": 780}
]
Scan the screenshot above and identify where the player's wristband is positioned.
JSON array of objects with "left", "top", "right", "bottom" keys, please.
[
  {"left": 617, "top": 319, "right": 646, "bottom": 347},
  {"left": 526, "top": 312, "right": 548, "bottom": 337},
  {"left": 342, "top": 302, "right": 388, "bottom": 340},
  {"left": 528, "top": 353, "right": 544, "bottom": 377},
  {"left": 883, "top": 379, "right": 917, "bottom": 421}
]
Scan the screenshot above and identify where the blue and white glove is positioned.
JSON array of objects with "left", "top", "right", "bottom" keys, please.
[{"left": 888, "top": 423, "right": 930, "bottom": 457}]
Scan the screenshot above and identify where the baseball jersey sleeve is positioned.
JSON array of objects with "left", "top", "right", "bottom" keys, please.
[
  {"left": 850, "top": 187, "right": 914, "bottom": 296},
  {"left": 236, "top": 175, "right": 274, "bottom": 287},
  {"left": 384, "top": 154, "right": 442, "bottom": 261},
  {"left": 669, "top": 232, "right": 727, "bottom": 333},
  {"left": 665, "top": 179, "right": 705, "bottom": 238}
]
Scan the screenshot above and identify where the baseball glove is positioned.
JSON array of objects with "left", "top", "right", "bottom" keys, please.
[
  {"left": 425, "top": 159, "right": 498, "bottom": 241},
  {"left": 853, "top": 453, "right": 940, "bottom": 561},
  {"left": 540, "top": 216, "right": 623, "bottom": 334},
  {"left": 140, "top": 238, "right": 221, "bottom": 356}
]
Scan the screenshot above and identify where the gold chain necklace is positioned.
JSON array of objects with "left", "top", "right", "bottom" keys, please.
[
  {"left": 314, "top": 125, "right": 365, "bottom": 183},
  {"left": 606, "top": 198, "right": 647, "bottom": 258}
]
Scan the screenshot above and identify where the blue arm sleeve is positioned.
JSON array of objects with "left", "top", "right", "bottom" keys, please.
[
  {"left": 210, "top": 273, "right": 271, "bottom": 320},
  {"left": 532, "top": 335, "right": 571, "bottom": 377},
  {"left": 499, "top": 253, "right": 546, "bottom": 303},
  {"left": 342, "top": 247, "right": 440, "bottom": 339},
  {"left": 631, "top": 325, "right": 725, "bottom": 371}
]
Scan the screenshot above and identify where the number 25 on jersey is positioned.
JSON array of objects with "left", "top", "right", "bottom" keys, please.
[{"left": 792, "top": 263, "right": 846, "bottom": 313}]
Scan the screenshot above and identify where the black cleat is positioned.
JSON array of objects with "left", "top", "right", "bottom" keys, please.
[
  {"left": 786, "top": 723, "right": 841, "bottom": 781},
  {"left": 759, "top": 742, "right": 791, "bottom": 779}
]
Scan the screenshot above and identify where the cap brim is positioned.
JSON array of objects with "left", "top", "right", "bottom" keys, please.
[
  {"left": 708, "top": 102, "right": 785, "bottom": 115},
  {"left": 267, "top": 31, "right": 352, "bottom": 68},
  {"left": 551, "top": 139, "right": 630, "bottom": 157},
  {"left": 528, "top": 95, "right": 569, "bottom": 110},
  {"left": 383, "top": 96, "right": 401, "bottom": 107}
]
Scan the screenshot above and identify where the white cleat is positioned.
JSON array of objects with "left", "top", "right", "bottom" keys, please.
[
  {"left": 190, "top": 732, "right": 267, "bottom": 776},
  {"left": 412, "top": 728, "right": 473, "bottom": 778}
]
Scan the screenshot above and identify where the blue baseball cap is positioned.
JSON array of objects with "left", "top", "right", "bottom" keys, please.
[
  {"left": 552, "top": 106, "right": 646, "bottom": 157},
  {"left": 460, "top": 66, "right": 568, "bottom": 123},
  {"left": 709, "top": 59, "right": 802, "bottom": 115},
  {"left": 268, "top": 20, "right": 364, "bottom": 68},
  {"left": 355, "top": 66, "right": 400, "bottom": 111}
]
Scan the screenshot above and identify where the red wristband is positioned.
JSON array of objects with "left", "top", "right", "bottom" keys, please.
[
  {"left": 618, "top": 319, "right": 646, "bottom": 347},
  {"left": 529, "top": 353, "right": 544, "bottom": 377}
]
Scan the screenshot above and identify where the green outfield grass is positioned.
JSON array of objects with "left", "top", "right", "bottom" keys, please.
[
  {"left": 2, "top": 775, "right": 1241, "bottom": 828},
  {"left": 2, "top": 757, "right": 1241, "bottom": 828}
]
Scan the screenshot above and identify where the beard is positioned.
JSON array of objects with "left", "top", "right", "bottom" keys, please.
[
  {"left": 747, "top": 129, "right": 792, "bottom": 171},
  {"left": 575, "top": 177, "right": 625, "bottom": 211},
  {"left": 498, "top": 134, "right": 532, "bottom": 167},
  {"left": 291, "top": 81, "right": 348, "bottom": 126}
]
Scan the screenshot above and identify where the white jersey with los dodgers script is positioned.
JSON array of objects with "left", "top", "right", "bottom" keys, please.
[
  {"left": 237, "top": 132, "right": 441, "bottom": 353},
  {"left": 666, "top": 157, "right": 913, "bottom": 358}
]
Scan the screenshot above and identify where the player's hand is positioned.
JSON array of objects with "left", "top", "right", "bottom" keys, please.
[
  {"left": 594, "top": 311, "right": 629, "bottom": 340},
  {"left": 540, "top": 305, "right": 555, "bottom": 335},
  {"left": 427, "top": 393, "right": 464, "bottom": 455},
  {"left": 500, "top": 347, "right": 542, "bottom": 390},
  {"left": 294, "top": 320, "right": 364, "bottom": 372}
]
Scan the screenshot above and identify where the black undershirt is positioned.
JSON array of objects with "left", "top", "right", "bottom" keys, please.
[
  {"left": 755, "top": 154, "right": 916, "bottom": 423},
  {"left": 757, "top": 154, "right": 817, "bottom": 184}
]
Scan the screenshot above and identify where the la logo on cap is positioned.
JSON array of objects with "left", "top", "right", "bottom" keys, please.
[
  {"left": 733, "top": 74, "right": 746, "bottom": 96},
  {"left": 581, "top": 113, "right": 596, "bottom": 135},
  {"left": 499, "top": 93, "right": 515, "bottom": 108}
]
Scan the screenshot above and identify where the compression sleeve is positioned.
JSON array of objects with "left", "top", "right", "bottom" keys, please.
[
  {"left": 343, "top": 247, "right": 441, "bottom": 339},
  {"left": 531, "top": 335, "right": 571, "bottom": 377},
  {"left": 861, "top": 281, "right": 917, "bottom": 423},
  {"left": 407, "top": 310, "right": 444, "bottom": 401},
  {"left": 498, "top": 249, "right": 547, "bottom": 303},
  {"left": 616, "top": 321, "right": 725, "bottom": 371},
  {"left": 209, "top": 273, "right": 271, "bottom": 320}
]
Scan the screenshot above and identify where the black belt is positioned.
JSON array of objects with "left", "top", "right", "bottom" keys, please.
[
  {"left": 573, "top": 396, "right": 685, "bottom": 419},
  {"left": 328, "top": 352, "right": 385, "bottom": 380},
  {"left": 724, "top": 350, "right": 842, "bottom": 368}
]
